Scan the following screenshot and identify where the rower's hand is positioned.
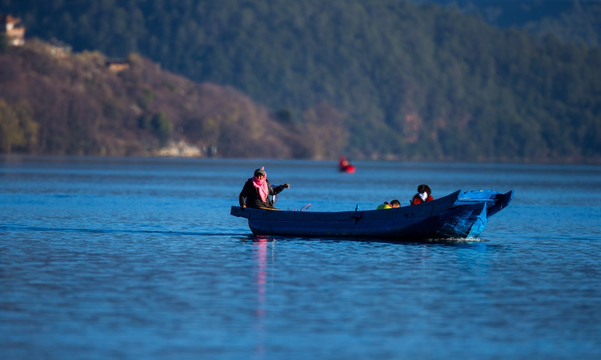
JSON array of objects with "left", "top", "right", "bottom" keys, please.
[{"left": 284, "top": 183, "right": 290, "bottom": 189}]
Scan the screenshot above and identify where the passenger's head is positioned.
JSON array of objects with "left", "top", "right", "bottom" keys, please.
[
  {"left": 390, "top": 199, "right": 400, "bottom": 207},
  {"left": 417, "top": 184, "right": 431, "bottom": 196},
  {"left": 254, "top": 167, "right": 266, "bottom": 179}
]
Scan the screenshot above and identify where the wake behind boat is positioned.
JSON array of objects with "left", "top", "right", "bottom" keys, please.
[{"left": 231, "top": 190, "right": 512, "bottom": 240}]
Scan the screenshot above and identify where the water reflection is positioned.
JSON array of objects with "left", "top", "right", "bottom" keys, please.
[{"left": 253, "top": 236, "right": 270, "bottom": 359}]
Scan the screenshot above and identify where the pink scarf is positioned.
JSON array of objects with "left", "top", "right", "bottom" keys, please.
[{"left": 252, "top": 172, "right": 269, "bottom": 202}]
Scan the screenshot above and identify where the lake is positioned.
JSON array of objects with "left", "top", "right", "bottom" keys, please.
[{"left": 1, "top": 156, "right": 600, "bottom": 359}]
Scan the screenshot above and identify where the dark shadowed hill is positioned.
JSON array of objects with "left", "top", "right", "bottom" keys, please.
[{"left": 423, "top": 0, "right": 601, "bottom": 47}]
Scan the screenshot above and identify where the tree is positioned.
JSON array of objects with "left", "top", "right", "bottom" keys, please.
[
  {"left": 0, "top": 99, "right": 38, "bottom": 153},
  {"left": 151, "top": 112, "right": 172, "bottom": 144},
  {"left": 0, "top": 33, "right": 8, "bottom": 53}
]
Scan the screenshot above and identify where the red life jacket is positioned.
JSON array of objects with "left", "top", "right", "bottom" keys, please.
[{"left": 410, "top": 194, "right": 433, "bottom": 205}]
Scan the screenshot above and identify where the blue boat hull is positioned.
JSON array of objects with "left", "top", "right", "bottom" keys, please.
[{"left": 231, "top": 189, "right": 512, "bottom": 240}]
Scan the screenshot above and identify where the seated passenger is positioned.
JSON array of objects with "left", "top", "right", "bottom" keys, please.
[
  {"left": 410, "top": 184, "right": 434, "bottom": 205},
  {"left": 239, "top": 167, "right": 290, "bottom": 210},
  {"left": 377, "top": 201, "right": 391, "bottom": 210},
  {"left": 377, "top": 199, "right": 401, "bottom": 209}
]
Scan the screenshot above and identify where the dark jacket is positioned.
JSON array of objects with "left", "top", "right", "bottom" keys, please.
[{"left": 239, "top": 178, "right": 287, "bottom": 209}]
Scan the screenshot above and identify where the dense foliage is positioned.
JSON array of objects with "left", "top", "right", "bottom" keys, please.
[
  {"left": 1, "top": 0, "right": 601, "bottom": 162},
  {"left": 428, "top": 0, "right": 601, "bottom": 48}
]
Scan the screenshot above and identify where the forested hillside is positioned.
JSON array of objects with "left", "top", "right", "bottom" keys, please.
[
  {"left": 1, "top": 0, "right": 601, "bottom": 162},
  {"left": 428, "top": 0, "right": 601, "bottom": 48},
  {"left": 0, "top": 40, "right": 343, "bottom": 158}
]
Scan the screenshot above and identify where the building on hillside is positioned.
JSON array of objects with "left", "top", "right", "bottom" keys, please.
[
  {"left": 106, "top": 58, "right": 130, "bottom": 72},
  {"left": 0, "top": 14, "right": 26, "bottom": 46}
]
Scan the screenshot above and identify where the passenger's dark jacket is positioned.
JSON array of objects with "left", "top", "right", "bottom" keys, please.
[{"left": 239, "top": 178, "right": 287, "bottom": 209}]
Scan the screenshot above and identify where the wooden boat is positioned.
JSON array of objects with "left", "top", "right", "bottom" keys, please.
[{"left": 231, "top": 190, "right": 513, "bottom": 240}]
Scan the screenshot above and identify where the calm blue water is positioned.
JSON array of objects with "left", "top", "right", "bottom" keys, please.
[{"left": 1, "top": 156, "right": 600, "bottom": 360}]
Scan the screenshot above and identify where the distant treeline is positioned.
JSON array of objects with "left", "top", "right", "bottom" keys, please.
[{"left": 1, "top": 0, "right": 601, "bottom": 162}]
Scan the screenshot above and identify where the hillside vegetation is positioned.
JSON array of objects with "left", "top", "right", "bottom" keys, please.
[
  {"left": 430, "top": 0, "right": 601, "bottom": 48},
  {"left": 1, "top": 0, "right": 601, "bottom": 162},
  {"left": 0, "top": 40, "right": 341, "bottom": 158}
]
